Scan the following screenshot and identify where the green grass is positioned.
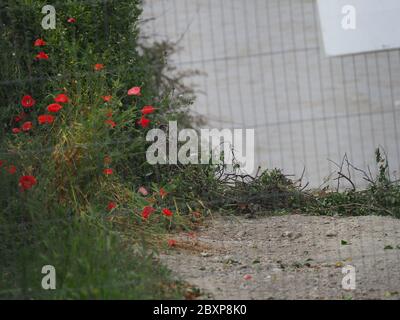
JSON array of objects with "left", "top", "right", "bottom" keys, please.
[
  {"left": 0, "top": 212, "right": 183, "bottom": 299},
  {"left": 0, "top": 0, "right": 193, "bottom": 300}
]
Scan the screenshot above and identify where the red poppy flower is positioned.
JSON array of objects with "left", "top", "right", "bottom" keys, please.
[
  {"left": 38, "top": 114, "right": 55, "bottom": 125},
  {"left": 12, "top": 128, "right": 21, "bottom": 134},
  {"left": 34, "top": 38, "right": 46, "bottom": 47},
  {"left": 47, "top": 103, "right": 63, "bottom": 113},
  {"left": 54, "top": 93, "right": 69, "bottom": 104},
  {"left": 159, "top": 188, "right": 167, "bottom": 198},
  {"left": 0, "top": 160, "right": 4, "bottom": 167},
  {"left": 102, "top": 95, "right": 112, "bottom": 102},
  {"left": 19, "top": 175, "right": 37, "bottom": 191},
  {"left": 243, "top": 274, "right": 252, "bottom": 281},
  {"left": 8, "top": 165, "right": 17, "bottom": 175},
  {"left": 107, "top": 202, "right": 117, "bottom": 212},
  {"left": 103, "top": 168, "right": 113, "bottom": 175},
  {"left": 94, "top": 64, "right": 104, "bottom": 71},
  {"left": 167, "top": 239, "right": 177, "bottom": 247},
  {"left": 141, "top": 206, "right": 155, "bottom": 219},
  {"left": 35, "top": 51, "right": 49, "bottom": 60},
  {"left": 162, "top": 208, "right": 173, "bottom": 217},
  {"left": 106, "top": 111, "right": 113, "bottom": 118},
  {"left": 141, "top": 105, "right": 155, "bottom": 115},
  {"left": 105, "top": 119, "right": 116, "bottom": 128},
  {"left": 138, "top": 116, "right": 150, "bottom": 128},
  {"left": 21, "top": 121, "right": 33, "bottom": 132},
  {"left": 128, "top": 86, "right": 141, "bottom": 96},
  {"left": 37, "top": 115, "right": 46, "bottom": 124},
  {"left": 67, "top": 17, "right": 76, "bottom": 23},
  {"left": 21, "top": 95, "right": 36, "bottom": 108}
]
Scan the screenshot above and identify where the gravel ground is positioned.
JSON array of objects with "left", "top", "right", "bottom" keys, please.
[{"left": 160, "top": 214, "right": 400, "bottom": 300}]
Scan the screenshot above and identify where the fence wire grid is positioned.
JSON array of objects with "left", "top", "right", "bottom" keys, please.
[{"left": 142, "top": 0, "right": 400, "bottom": 188}]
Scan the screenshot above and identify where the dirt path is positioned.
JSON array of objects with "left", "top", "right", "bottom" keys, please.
[{"left": 160, "top": 214, "right": 400, "bottom": 299}]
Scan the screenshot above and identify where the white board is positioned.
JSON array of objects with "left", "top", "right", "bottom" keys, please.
[{"left": 317, "top": 0, "right": 400, "bottom": 56}]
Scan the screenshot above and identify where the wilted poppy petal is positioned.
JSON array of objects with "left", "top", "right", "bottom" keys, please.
[
  {"left": 243, "top": 274, "right": 252, "bottom": 280},
  {"left": 168, "top": 239, "right": 177, "bottom": 247},
  {"left": 105, "top": 119, "right": 116, "bottom": 128},
  {"left": 138, "top": 186, "right": 149, "bottom": 196},
  {"left": 159, "top": 188, "right": 167, "bottom": 198},
  {"left": 104, "top": 156, "right": 112, "bottom": 165}
]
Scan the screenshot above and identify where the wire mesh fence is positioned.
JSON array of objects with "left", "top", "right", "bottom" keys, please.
[{"left": 142, "top": 0, "right": 400, "bottom": 188}]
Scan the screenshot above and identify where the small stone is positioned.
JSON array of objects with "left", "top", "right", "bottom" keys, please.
[
  {"left": 224, "top": 256, "right": 239, "bottom": 264},
  {"left": 200, "top": 252, "right": 211, "bottom": 257},
  {"left": 326, "top": 230, "right": 337, "bottom": 237},
  {"left": 237, "top": 231, "right": 247, "bottom": 238},
  {"left": 293, "top": 232, "right": 302, "bottom": 240},
  {"left": 282, "top": 231, "right": 293, "bottom": 238}
]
